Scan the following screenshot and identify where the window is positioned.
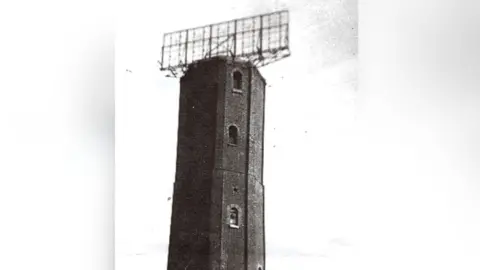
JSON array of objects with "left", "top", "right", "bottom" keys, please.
[
  {"left": 229, "top": 207, "right": 239, "bottom": 227},
  {"left": 228, "top": 204, "right": 241, "bottom": 228},
  {"left": 228, "top": 125, "right": 238, "bottom": 145},
  {"left": 233, "top": 70, "right": 243, "bottom": 90}
]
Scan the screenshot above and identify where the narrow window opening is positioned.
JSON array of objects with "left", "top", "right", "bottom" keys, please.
[
  {"left": 233, "top": 71, "right": 243, "bottom": 90},
  {"left": 228, "top": 125, "right": 238, "bottom": 145},
  {"left": 229, "top": 207, "right": 239, "bottom": 227}
]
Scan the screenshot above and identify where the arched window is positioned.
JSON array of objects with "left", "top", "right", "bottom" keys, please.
[
  {"left": 228, "top": 125, "right": 238, "bottom": 145},
  {"left": 233, "top": 70, "right": 243, "bottom": 90},
  {"left": 229, "top": 207, "right": 239, "bottom": 226}
]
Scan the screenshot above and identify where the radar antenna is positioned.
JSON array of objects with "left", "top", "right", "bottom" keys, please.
[{"left": 159, "top": 10, "right": 291, "bottom": 78}]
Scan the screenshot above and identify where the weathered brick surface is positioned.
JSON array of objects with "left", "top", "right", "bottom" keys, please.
[{"left": 167, "top": 57, "right": 266, "bottom": 270}]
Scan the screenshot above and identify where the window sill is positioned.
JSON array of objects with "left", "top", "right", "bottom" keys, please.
[
  {"left": 232, "top": 88, "right": 243, "bottom": 94},
  {"left": 229, "top": 224, "right": 240, "bottom": 229}
]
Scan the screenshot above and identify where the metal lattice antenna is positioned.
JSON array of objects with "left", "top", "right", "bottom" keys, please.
[{"left": 159, "top": 9, "right": 291, "bottom": 78}]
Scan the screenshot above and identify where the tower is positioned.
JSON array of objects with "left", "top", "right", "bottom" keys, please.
[
  {"left": 167, "top": 57, "right": 266, "bottom": 270},
  {"left": 159, "top": 10, "right": 290, "bottom": 270}
]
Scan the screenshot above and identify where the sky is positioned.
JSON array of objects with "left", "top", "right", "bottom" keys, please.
[{"left": 115, "top": 0, "right": 480, "bottom": 270}]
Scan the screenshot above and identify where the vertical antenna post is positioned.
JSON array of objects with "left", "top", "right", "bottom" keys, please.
[
  {"left": 209, "top": 25, "right": 213, "bottom": 58},
  {"left": 185, "top": 30, "right": 189, "bottom": 66},
  {"left": 234, "top": 20, "right": 237, "bottom": 58},
  {"left": 259, "top": 15, "right": 263, "bottom": 54}
]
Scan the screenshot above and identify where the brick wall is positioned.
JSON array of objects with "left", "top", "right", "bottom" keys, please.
[{"left": 167, "top": 57, "right": 266, "bottom": 270}]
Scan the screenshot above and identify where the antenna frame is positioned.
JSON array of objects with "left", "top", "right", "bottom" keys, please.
[{"left": 159, "top": 9, "right": 290, "bottom": 78}]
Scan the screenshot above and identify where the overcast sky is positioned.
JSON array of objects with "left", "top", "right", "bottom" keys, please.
[{"left": 115, "top": 1, "right": 480, "bottom": 270}]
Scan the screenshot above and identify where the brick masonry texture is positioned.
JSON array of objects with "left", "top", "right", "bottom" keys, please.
[{"left": 167, "top": 57, "right": 266, "bottom": 270}]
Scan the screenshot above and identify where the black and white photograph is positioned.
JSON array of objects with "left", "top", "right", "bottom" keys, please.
[
  {"left": 117, "top": 0, "right": 358, "bottom": 269},
  {"left": 2, "top": 0, "right": 480, "bottom": 270}
]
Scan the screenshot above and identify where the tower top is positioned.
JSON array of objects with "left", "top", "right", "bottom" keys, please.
[
  {"left": 159, "top": 10, "right": 291, "bottom": 78},
  {"left": 181, "top": 56, "right": 267, "bottom": 85}
]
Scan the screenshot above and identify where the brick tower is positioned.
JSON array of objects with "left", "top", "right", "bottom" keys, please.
[{"left": 166, "top": 56, "right": 266, "bottom": 270}]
